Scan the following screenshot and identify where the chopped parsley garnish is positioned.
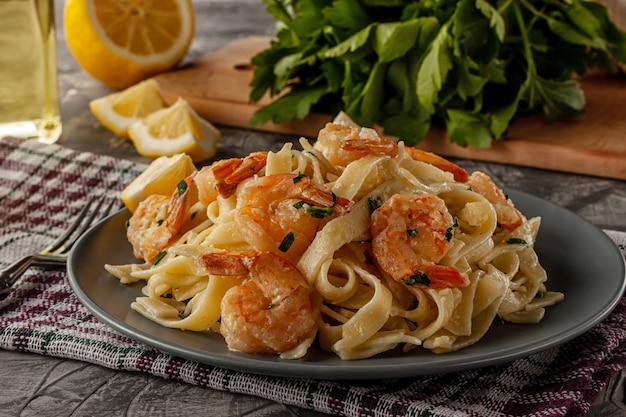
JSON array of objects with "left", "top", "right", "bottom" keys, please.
[
  {"left": 292, "top": 172, "right": 306, "bottom": 183},
  {"left": 278, "top": 231, "right": 295, "bottom": 252},
  {"left": 407, "top": 229, "right": 418, "bottom": 237},
  {"left": 535, "top": 291, "right": 546, "bottom": 299},
  {"left": 152, "top": 250, "right": 167, "bottom": 265},
  {"left": 368, "top": 197, "right": 383, "bottom": 213},
  {"left": 156, "top": 218, "right": 164, "bottom": 226},
  {"left": 402, "top": 273, "right": 431, "bottom": 287},
  {"left": 125, "top": 219, "right": 130, "bottom": 230},
  {"left": 305, "top": 205, "right": 335, "bottom": 219},
  {"left": 506, "top": 238, "right": 528, "bottom": 245},
  {"left": 177, "top": 179, "right": 188, "bottom": 196},
  {"left": 445, "top": 216, "right": 459, "bottom": 242},
  {"left": 293, "top": 201, "right": 335, "bottom": 218}
]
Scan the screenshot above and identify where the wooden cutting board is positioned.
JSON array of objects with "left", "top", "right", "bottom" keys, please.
[{"left": 155, "top": 36, "right": 626, "bottom": 180}]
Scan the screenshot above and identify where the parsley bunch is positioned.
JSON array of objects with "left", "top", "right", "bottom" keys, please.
[{"left": 249, "top": 0, "right": 626, "bottom": 147}]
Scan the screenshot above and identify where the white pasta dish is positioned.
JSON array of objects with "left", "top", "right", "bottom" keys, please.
[{"left": 105, "top": 114, "right": 564, "bottom": 360}]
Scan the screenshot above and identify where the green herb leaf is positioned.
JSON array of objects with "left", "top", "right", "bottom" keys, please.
[
  {"left": 445, "top": 109, "right": 493, "bottom": 148},
  {"left": 375, "top": 20, "right": 423, "bottom": 63},
  {"left": 279, "top": 231, "right": 295, "bottom": 252},
  {"left": 475, "top": 0, "right": 505, "bottom": 41},
  {"left": 304, "top": 204, "right": 335, "bottom": 219},
  {"left": 324, "top": 26, "right": 373, "bottom": 59},
  {"left": 416, "top": 23, "right": 453, "bottom": 114},
  {"left": 445, "top": 216, "right": 458, "bottom": 241},
  {"left": 262, "top": 0, "right": 294, "bottom": 25},
  {"left": 293, "top": 172, "right": 306, "bottom": 183},
  {"left": 347, "top": 60, "right": 387, "bottom": 126},
  {"left": 490, "top": 97, "right": 519, "bottom": 139},
  {"left": 523, "top": 76, "right": 586, "bottom": 120},
  {"left": 367, "top": 196, "right": 383, "bottom": 213},
  {"left": 402, "top": 273, "right": 431, "bottom": 287},
  {"left": 325, "top": 0, "right": 372, "bottom": 31},
  {"left": 152, "top": 250, "right": 167, "bottom": 265},
  {"left": 294, "top": 200, "right": 335, "bottom": 218},
  {"left": 506, "top": 237, "right": 528, "bottom": 245},
  {"left": 249, "top": 85, "right": 329, "bottom": 126},
  {"left": 177, "top": 179, "right": 188, "bottom": 196}
]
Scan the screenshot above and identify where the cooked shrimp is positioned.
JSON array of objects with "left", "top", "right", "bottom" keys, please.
[
  {"left": 403, "top": 147, "right": 470, "bottom": 183},
  {"left": 235, "top": 173, "right": 352, "bottom": 264},
  {"left": 197, "top": 250, "right": 315, "bottom": 354},
  {"left": 316, "top": 123, "right": 469, "bottom": 182},
  {"left": 195, "top": 151, "right": 267, "bottom": 205},
  {"left": 315, "top": 123, "right": 370, "bottom": 167},
  {"left": 468, "top": 171, "right": 524, "bottom": 231},
  {"left": 127, "top": 175, "right": 194, "bottom": 262},
  {"left": 371, "top": 193, "right": 468, "bottom": 289}
]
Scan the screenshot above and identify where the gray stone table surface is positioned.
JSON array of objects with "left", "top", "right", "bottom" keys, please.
[{"left": 1, "top": 1, "right": 625, "bottom": 416}]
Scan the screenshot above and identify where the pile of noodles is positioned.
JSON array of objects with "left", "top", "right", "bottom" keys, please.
[{"left": 106, "top": 121, "right": 563, "bottom": 360}]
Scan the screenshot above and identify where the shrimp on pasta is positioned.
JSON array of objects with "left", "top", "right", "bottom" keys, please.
[
  {"left": 195, "top": 151, "right": 267, "bottom": 205},
  {"left": 371, "top": 193, "right": 468, "bottom": 289},
  {"left": 197, "top": 250, "right": 315, "bottom": 354},
  {"left": 316, "top": 121, "right": 469, "bottom": 182},
  {"left": 127, "top": 174, "right": 195, "bottom": 262},
  {"left": 234, "top": 173, "right": 353, "bottom": 264},
  {"left": 467, "top": 171, "right": 524, "bottom": 231},
  {"left": 107, "top": 114, "right": 563, "bottom": 360}
]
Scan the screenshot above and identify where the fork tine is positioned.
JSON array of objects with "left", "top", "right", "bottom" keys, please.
[
  {"left": 1, "top": 195, "right": 119, "bottom": 294},
  {"left": 102, "top": 198, "right": 124, "bottom": 217},
  {"left": 54, "top": 195, "right": 114, "bottom": 255},
  {"left": 41, "top": 196, "right": 98, "bottom": 254}
]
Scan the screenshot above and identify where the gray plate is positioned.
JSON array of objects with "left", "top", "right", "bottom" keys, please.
[{"left": 67, "top": 189, "right": 626, "bottom": 380}]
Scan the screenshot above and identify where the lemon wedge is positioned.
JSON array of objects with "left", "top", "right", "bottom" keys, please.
[
  {"left": 128, "top": 98, "right": 221, "bottom": 163},
  {"left": 89, "top": 78, "right": 168, "bottom": 138},
  {"left": 64, "top": 0, "right": 195, "bottom": 89},
  {"left": 121, "top": 153, "right": 196, "bottom": 213}
]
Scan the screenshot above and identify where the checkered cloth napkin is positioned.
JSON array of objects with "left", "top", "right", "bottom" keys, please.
[{"left": 1, "top": 136, "right": 625, "bottom": 417}]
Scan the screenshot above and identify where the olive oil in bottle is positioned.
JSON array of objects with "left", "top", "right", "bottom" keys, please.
[{"left": 0, "top": 0, "right": 61, "bottom": 143}]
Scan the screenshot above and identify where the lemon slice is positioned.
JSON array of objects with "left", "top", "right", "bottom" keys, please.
[
  {"left": 89, "top": 78, "right": 168, "bottom": 138},
  {"left": 121, "top": 153, "right": 196, "bottom": 213},
  {"left": 128, "top": 98, "right": 222, "bottom": 163},
  {"left": 64, "top": 0, "right": 195, "bottom": 89}
]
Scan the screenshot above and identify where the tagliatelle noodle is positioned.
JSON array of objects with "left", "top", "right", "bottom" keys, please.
[{"left": 105, "top": 121, "right": 564, "bottom": 360}]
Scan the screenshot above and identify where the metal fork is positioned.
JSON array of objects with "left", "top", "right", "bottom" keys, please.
[{"left": 0, "top": 195, "right": 117, "bottom": 293}]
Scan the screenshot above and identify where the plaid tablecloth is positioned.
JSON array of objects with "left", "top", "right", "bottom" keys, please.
[{"left": 1, "top": 136, "right": 625, "bottom": 417}]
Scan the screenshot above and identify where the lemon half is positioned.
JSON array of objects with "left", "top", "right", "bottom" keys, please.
[
  {"left": 128, "top": 98, "right": 222, "bottom": 163},
  {"left": 65, "top": 0, "right": 195, "bottom": 89}
]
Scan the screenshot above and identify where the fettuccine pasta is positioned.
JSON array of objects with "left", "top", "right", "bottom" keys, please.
[{"left": 105, "top": 115, "right": 564, "bottom": 360}]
